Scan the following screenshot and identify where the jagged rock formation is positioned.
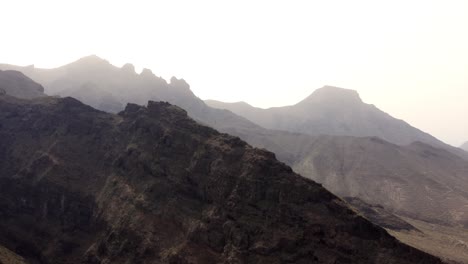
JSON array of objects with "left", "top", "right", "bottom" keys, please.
[
  {"left": 0, "top": 70, "right": 44, "bottom": 99},
  {"left": 0, "top": 56, "right": 263, "bottom": 134},
  {"left": 0, "top": 93, "right": 441, "bottom": 263},
  {"left": 206, "top": 86, "right": 467, "bottom": 159}
]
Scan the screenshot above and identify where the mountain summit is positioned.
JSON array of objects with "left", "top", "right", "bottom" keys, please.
[{"left": 298, "top": 86, "right": 363, "bottom": 105}]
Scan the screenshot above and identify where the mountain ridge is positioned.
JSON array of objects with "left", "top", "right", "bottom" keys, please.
[
  {"left": 0, "top": 91, "right": 442, "bottom": 263},
  {"left": 3, "top": 57, "right": 467, "bottom": 227},
  {"left": 0, "top": 56, "right": 265, "bottom": 135},
  {"left": 206, "top": 86, "right": 468, "bottom": 160},
  {"left": 2, "top": 56, "right": 467, "bottom": 261}
]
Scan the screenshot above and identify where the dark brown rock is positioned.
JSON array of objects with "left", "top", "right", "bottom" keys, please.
[{"left": 0, "top": 95, "right": 442, "bottom": 264}]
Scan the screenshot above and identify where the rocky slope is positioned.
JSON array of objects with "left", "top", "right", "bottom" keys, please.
[
  {"left": 206, "top": 86, "right": 468, "bottom": 159},
  {"left": 0, "top": 245, "right": 26, "bottom": 264},
  {"left": 2, "top": 56, "right": 466, "bottom": 261},
  {"left": 0, "top": 70, "right": 45, "bottom": 99},
  {"left": 231, "top": 128, "right": 468, "bottom": 227},
  {"left": 343, "top": 197, "right": 418, "bottom": 232},
  {"left": 0, "top": 92, "right": 442, "bottom": 263}
]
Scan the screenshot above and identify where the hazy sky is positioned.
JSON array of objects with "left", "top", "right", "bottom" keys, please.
[{"left": 1, "top": 0, "right": 467, "bottom": 146}]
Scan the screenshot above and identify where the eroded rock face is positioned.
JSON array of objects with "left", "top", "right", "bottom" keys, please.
[{"left": 0, "top": 96, "right": 441, "bottom": 264}]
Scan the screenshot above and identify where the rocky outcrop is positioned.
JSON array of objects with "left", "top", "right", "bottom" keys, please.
[
  {"left": 140, "top": 68, "right": 155, "bottom": 78},
  {"left": 0, "top": 95, "right": 441, "bottom": 263},
  {"left": 121, "top": 63, "right": 136, "bottom": 74}
]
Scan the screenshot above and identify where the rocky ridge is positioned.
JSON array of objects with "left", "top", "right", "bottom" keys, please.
[{"left": 0, "top": 92, "right": 442, "bottom": 263}]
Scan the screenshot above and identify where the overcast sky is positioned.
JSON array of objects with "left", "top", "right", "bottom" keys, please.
[{"left": 1, "top": 0, "right": 467, "bottom": 146}]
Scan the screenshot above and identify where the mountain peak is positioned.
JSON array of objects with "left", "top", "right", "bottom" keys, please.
[
  {"left": 75, "top": 54, "right": 107, "bottom": 63},
  {"left": 121, "top": 63, "right": 136, "bottom": 74},
  {"left": 308, "top": 85, "right": 362, "bottom": 103},
  {"left": 296, "top": 85, "right": 363, "bottom": 107},
  {"left": 140, "top": 68, "right": 155, "bottom": 78},
  {"left": 170, "top": 76, "right": 190, "bottom": 89},
  {"left": 67, "top": 55, "right": 111, "bottom": 69}
]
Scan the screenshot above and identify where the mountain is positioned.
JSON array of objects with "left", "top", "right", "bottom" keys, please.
[
  {"left": 293, "top": 138, "right": 468, "bottom": 226},
  {"left": 225, "top": 130, "right": 468, "bottom": 263},
  {"left": 2, "top": 56, "right": 466, "bottom": 261},
  {"left": 0, "top": 56, "right": 263, "bottom": 134},
  {"left": 206, "top": 86, "right": 468, "bottom": 159},
  {"left": 3, "top": 58, "right": 463, "bottom": 157},
  {"left": 0, "top": 92, "right": 442, "bottom": 263},
  {"left": 228, "top": 127, "right": 468, "bottom": 227},
  {"left": 0, "top": 70, "right": 45, "bottom": 99},
  {"left": 462, "top": 142, "right": 468, "bottom": 152}
]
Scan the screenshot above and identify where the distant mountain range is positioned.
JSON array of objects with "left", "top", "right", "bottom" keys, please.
[
  {"left": 2, "top": 56, "right": 467, "bottom": 262},
  {"left": 206, "top": 86, "right": 468, "bottom": 159}
]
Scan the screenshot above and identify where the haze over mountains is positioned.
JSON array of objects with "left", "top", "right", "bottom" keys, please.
[
  {"left": 0, "top": 56, "right": 263, "bottom": 135},
  {"left": 0, "top": 84, "right": 443, "bottom": 263},
  {"left": 1, "top": 56, "right": 468, "bottom": 262},
  {"left": 2, "top": 56, "right": 466, "bottom": 156},
  {"left": 206, "top": 87, "right": 468, "bottom": 159}
]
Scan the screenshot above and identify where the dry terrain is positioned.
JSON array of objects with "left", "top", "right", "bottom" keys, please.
[
  {"left": 0, "top": 245, "right": 26, "bottom": 264},
  {"left": 390, "top": 218, "right": 468, "bottom": 264}
]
